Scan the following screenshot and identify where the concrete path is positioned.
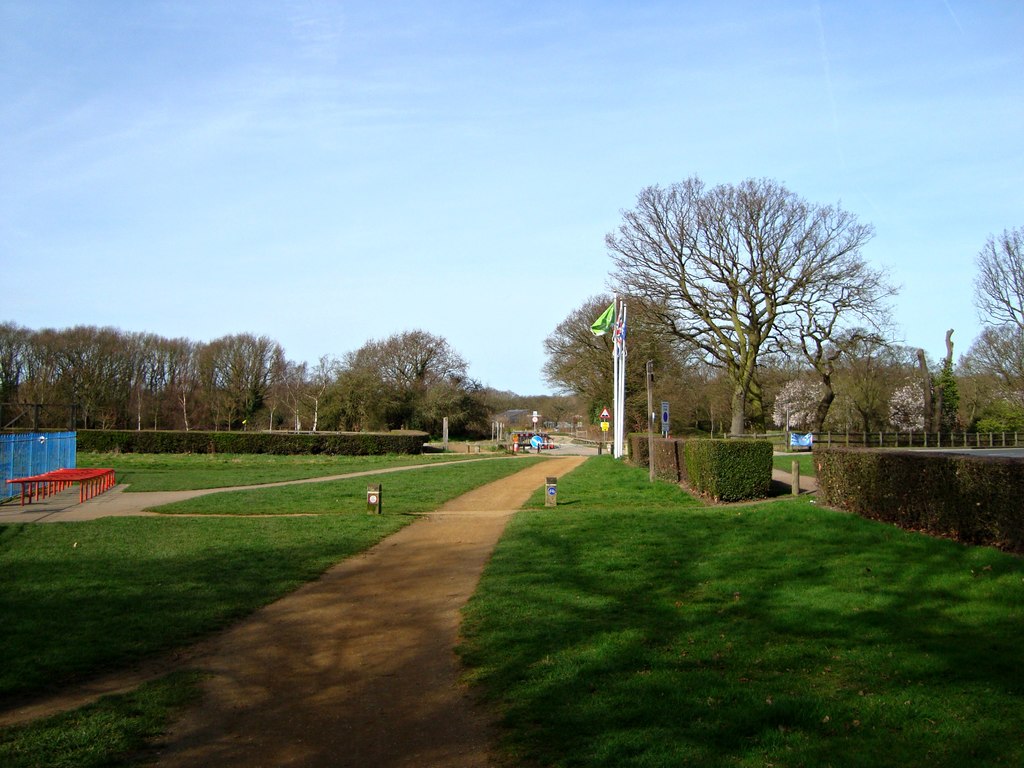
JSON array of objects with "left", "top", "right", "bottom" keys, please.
[{"left": 771, "top": 467, "right": 818, "bottom": 494}]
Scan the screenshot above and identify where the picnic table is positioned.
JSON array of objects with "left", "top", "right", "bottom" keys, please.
[{"left": 5, "top": 468, "right": 116, "bottom": 506}]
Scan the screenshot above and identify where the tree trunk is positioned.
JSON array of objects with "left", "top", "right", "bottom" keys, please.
[
  {"left": 730, "top": 384, "right": 746, "bottom": 435},
  {"left": 813, "top": 375, "right": 835, "bottom": 432},
  {"left": 917, "top": 348, "right": 933, "bottom": 430}
]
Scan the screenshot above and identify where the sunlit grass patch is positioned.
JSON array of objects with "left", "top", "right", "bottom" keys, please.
[{"left": 460, "top": 457, "right": 1024, "bottom": 767}]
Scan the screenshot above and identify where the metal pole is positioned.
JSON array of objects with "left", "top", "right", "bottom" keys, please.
[{"left": 646, "top": 360, "right": 655, "bottom": 482}]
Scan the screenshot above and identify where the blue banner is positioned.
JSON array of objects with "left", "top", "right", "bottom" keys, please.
[{"left": 789, "top": 432, "right": 814, "bottom": 448}]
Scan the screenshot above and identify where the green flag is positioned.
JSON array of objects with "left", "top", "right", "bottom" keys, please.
[{"left": 590, "top": 301, "right": 616, "bottom": 336}]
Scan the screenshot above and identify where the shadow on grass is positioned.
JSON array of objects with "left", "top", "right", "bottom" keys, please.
[{"left": 460, "top": 460, "right": 1024, "bottom": 767}]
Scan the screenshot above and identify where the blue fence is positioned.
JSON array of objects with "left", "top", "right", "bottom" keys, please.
[{"left": 1, "top": 432, "right": 77, "bottom": 500}]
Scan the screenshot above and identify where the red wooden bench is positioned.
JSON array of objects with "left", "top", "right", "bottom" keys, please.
[{"left": 5, "top": 468, "right": 116, "bottom": 506}]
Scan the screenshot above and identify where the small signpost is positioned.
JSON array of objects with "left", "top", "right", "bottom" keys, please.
[
  {"left": 545, "top": 476, "right": 557, "bottom": 507},
  {"left": 661, "top": 401, "right": 670, "bottom": 438},
  {"left": 367, "top": 483, "right": 382, "bottom": 514}
]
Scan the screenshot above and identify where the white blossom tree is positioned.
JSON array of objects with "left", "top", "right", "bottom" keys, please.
[
  {"left": 888, "top": 382, "right": 925, "bottom": 431},
  {"left": 772, "top": 379, "right": 821, "bottom": 431}
]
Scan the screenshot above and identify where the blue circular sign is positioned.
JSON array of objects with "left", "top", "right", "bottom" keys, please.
[
  {"left": 547, "top": 486, "right": 557, "bottom": 496},
  {"left": 530, "top": 435, "right": 544, "bottom": 449}
]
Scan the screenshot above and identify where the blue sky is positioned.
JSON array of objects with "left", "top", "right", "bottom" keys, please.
[{"left": 3, "top": 1, "right": 1022, "bottom": 395}]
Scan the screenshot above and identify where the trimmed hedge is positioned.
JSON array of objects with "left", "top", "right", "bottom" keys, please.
[
  {"left": 684, "top": 438, "right": 772, "bottom": 501},
  {"left": 627, "top": 434, "right": 771, "bottom": 501},
  {"left": 76, "top": 430, "right": 428, "bottom": 456},
  {"left": 815, "top": 447, "right": 1024, "bottom": 553},
  {"left": 628, "top": 435, "right": 687, "bottom": 483}
]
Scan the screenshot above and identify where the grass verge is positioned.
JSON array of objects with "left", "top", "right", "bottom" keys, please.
[
  {"left": 459, "top": 456, "right": 1024, "bottom": 767},
  {"left": 0, "top": 672, "right": 202, "bottom": 768},
  {"left": 77, "top": 451, "right": 495, "bottom": 492},
  {"left": 149, "top": 456, "right": 543, "bottom": 515}
]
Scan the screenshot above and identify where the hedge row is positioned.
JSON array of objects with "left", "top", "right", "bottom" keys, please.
[
  {"left": 815, "top": 447, "right": 1024, "bottom": 553},
  {"left": 684, "top": 439, "right": 773, "bottom": 501},
  {"left": 628, "top": 434, "right": 772, "bottom": 501},
  {"left": 77, "top": 430, "right": 428, "bottom": 456}
]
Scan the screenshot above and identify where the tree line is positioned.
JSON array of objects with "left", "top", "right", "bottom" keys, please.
[
  {"left": 544, "top": 177, "right": 1024, "bottom": 436},
  {"left": 0, "top": 325, "right": 575, "bottom": 437}
]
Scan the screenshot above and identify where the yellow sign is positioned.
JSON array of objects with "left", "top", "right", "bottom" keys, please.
[{"left": 601, "top": 421, "right": 610, "bottom": 432}]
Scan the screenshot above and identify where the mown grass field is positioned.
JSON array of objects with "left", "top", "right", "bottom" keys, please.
[
  {"left": 4, "top": 453, "right": 1022, "bottom": 767},
  {"left": 76, "top": 450, "right": 493, "bottom": 492},
  {"left": 0, "top": 455, "right": 546, "bottom": 767},
  {"left": 459, "top": 457, "right": 1024, "bottom": 767}
]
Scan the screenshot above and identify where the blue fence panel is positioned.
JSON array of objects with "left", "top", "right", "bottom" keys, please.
[{"left": 1, "top": 432, "right": 77, "bottom": 500}]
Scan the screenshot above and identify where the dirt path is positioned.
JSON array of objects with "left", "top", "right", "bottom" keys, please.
[
  {"left": 155, "top": 457, "right": 585, "bottom": 767},
  {"left": 2, "top": 456, "right": 586, "bottom": 766}
]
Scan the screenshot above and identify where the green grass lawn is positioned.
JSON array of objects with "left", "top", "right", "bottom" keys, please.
[
  {"left": 459, "top": 457, "right": 1024, "bottom": 767},
  {"left": 0, "top": 672, "right": 202, "bottom": 768},
  {"left": 0, "top": 457, "right": 545, "bottom": 701},
  {"left": 76, "top": 450, "right": 494, "bottom": 492}
]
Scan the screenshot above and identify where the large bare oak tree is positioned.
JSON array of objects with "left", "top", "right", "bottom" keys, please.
[
  {"left": 607, "top": 176, "right": 882, "bottom": 435},
  {"left": 974, "top": 226, "right": 1024, "bottom": 331}
]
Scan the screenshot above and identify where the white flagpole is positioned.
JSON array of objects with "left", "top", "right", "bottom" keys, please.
[
  {"left": 614, "top": 301, "right": 622, "bottom": 456},
  {"left": 612, "top": 298, "right": 620, "bottom": 458},
  {"left": 614, "top": 299, "right": 622, "bottom": 456}
]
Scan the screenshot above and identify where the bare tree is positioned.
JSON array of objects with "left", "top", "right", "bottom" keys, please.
[
  {"left": 607, "top": 177, "right": 875, "bottom": 434},
  {"left": 962, "top": 325, "right": 1024, "bottom": 397},
  {"left": 975, "top": 226, "right": 1024, "bottom": 330},
  {"left": 342, "top": 330, "right": 471, "bottom": 432},
  {"left": 0, "top": 322, "right": 30, "bottom": 404},
  {"left": 305, "top": 355, "right": 337, "bottom": 432}
]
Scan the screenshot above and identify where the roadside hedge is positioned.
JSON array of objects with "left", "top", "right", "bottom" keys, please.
[
  {"left": 628, "top": 434, "right": 771, "bottom": 501},
  {"left": 815, "top": 447, "right": 1024, "bottom": 552},
  {"left": 76, "top": 430, "right": 428, "bottom": 456}
]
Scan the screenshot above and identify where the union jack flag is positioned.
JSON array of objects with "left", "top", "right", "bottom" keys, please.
[{"left": 613, "top": 304, "right": 627, "bottom": 353}]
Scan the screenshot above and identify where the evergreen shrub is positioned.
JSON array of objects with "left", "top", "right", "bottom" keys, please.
[
  {"left": 683, "top": 438, "right": 772, "bottom": 501},
  {"left": 815, "top": 447, "right": 1024, "bottom": 552}
]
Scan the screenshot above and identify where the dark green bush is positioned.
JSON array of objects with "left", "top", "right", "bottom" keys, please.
[
  {"left": 815, "top": 447, "right": 1024, "bottom": 553},
  {"left": 683, "top": 439, "right": 772, "bottom": 501},
  {"left": 77, "top": 430, "right": 428, "bottom": 456}
]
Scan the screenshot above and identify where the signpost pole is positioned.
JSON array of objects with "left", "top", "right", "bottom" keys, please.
[{"left": 646, "top": 361, "right": 655, "bottom": 483}]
